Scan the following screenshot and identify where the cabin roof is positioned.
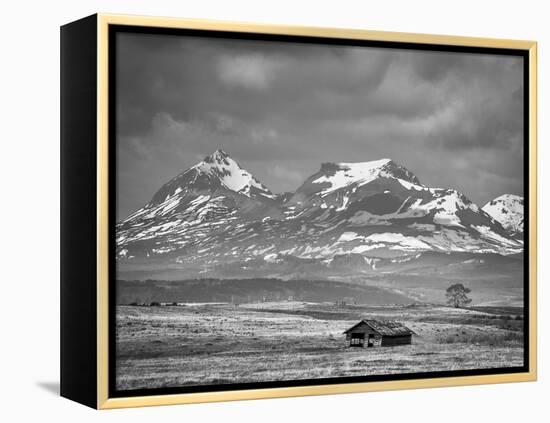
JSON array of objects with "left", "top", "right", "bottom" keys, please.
[{"left": 343, "top": 319, "right": 415, "bottom": 336}]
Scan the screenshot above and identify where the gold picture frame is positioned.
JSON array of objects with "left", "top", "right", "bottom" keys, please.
[{"left": 61, "top": 13, "right": 537, "bottom": 409}]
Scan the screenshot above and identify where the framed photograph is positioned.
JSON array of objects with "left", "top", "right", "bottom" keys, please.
[{"left": 60, "top": 14, "right": 537, "bottom": 409}]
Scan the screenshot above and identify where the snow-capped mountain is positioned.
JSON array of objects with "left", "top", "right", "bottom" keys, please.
[
  {"left": 292, "top": 159, "right": 420, "bottom": 198},
  {"left": 116, "top": 152, "right": 523, "bottom": 278},
  {"left": 149, "top": 149, "right": 275, "bottom": 204},
  {"left": 119, "top": 149, "right": 280, "bottom": 233},
  {"left": 277, "top": 158, "right": 521, "bottom": 255},
  {"left": 482, "top": 194, "right": 524, "bottom": 238}
]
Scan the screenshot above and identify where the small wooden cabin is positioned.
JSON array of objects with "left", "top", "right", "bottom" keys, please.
[{"left": 344, "top": 320, "right": 414, "bottom": 348}]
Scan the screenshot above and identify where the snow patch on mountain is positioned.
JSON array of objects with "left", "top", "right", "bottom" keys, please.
[
  {"left": 482, "top": 194, "right": 524, "bottom": 235},
  {"left": 425, "top": 190, "right": 468, "bottom": 227},
  {"left": 474, "top": 225, "right": 521, "bottom": 247},
  {"left": 338, "top": 232, "right": 361, "bottom": 242},
  {"left": 337, "top": 231, "right": 431, "bottom": 251},
  {"left": 344, "top": 189, "right": 476, "bottom": 229},
  {"left": 366, "top": 232, "right": 432, "bottom": 250},
  {"left": 309, "top": 158, "right": 422, "bottom": 197},
  {"left": 348, "top": 211, "right": 392, "bottom": 226},
  {"left": 195, "top": 149, "right": 275, "bottom": 199},
  {"left": 312, "top": 159, "right": 392, "bottom": 195}
]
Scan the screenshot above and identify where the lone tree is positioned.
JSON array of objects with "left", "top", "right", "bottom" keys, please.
[{"left": 445, "top": 283, "right": 472, "bottom": 308}]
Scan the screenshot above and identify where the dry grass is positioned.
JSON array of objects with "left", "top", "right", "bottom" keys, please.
[
  {"left": 440, "top": 330, "right": 523, "bottom": 346},
  {"left": 115, "top": 302, "right": 524, "bottom": 390}
]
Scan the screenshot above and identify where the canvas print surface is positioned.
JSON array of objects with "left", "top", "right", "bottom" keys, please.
[{"left": 114, "top": 31, "right": 526, "bottom": 392}]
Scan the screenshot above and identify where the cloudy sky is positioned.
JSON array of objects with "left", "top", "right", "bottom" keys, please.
[{"left": 115, "top": 31, "right": 524, "bottom": 221}]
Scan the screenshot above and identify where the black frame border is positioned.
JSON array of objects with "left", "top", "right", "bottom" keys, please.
[{"left": 107, "top": 24, "right": 530, "bottom": 399}]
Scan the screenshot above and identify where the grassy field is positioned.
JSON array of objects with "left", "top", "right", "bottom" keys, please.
[{"left": 115, "top": 301, "right": 524, "bottom": 390}]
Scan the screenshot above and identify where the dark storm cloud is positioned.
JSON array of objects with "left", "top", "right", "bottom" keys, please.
[{"left": 115, "top": 32, "right": 524, "bottom": 220}]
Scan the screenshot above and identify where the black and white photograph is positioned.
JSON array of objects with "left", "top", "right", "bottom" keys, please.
[{"left": 113, "top": 30, "right": 527, "bottom": 392}]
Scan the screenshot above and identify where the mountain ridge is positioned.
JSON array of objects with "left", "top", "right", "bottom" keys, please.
[{"left": 116, "top": 150, "right": 524, "bottom": 278}]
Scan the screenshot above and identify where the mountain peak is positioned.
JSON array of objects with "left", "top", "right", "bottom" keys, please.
[
  {"left": 380, "top": 159, "right": 421, "bottom": 185},
  {"left": 195, "top": 150, "right": 273, "bottom": 196},
  {"left": 148, "top": 149, "right": 275, "bottom": 205},
  {"left": 309, "top": 158, "right": 421, "bottom": 196},
  {"left": 482, "top": 194, "right": 524, "bottom": 235},
  {"left": 204, "top": 149, "right": 231, "bottom": 164}
]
